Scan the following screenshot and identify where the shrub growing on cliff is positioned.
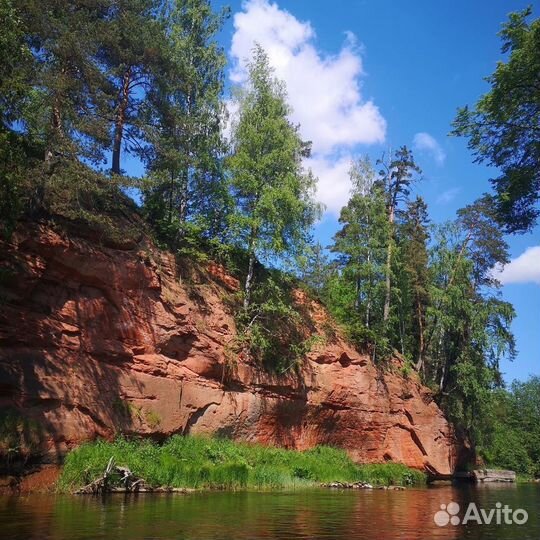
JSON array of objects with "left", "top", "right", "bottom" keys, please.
[{"left": 225, "top": 269, "right": 320, "bottom": 373}]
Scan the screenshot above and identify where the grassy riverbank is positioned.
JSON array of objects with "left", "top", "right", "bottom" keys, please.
[{"left": 58, "top": 436, "right": 425, "bottom": 492}]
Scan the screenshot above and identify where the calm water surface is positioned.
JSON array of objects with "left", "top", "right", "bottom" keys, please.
[{"left": 2, "top": 484, "right": 539, "bottom": 539}]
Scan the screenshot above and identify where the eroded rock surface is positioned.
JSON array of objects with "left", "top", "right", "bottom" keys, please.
[{"left": 0, "top": 222, "right": 466, "bottom": 475}]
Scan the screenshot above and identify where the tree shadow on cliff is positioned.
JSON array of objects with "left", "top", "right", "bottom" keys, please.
[
  {"left": 0, "top": 226, "right": 169, "bottom": 471},
  {"left": 263, "top": 398, "right": 309, "bottom": 448}
]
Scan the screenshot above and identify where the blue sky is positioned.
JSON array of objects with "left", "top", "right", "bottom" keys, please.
[{"left": 211, "top": 0, "right": 539, "bottom": 382}]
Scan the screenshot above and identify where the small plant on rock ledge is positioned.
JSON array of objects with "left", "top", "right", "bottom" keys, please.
[{"left": 145, "top": 410, "right": 162, "bottom": 429}]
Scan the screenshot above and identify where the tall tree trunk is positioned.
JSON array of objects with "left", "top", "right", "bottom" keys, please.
[
  {"left": 168, "top": 171, "right": 175, "bottom": 224},
  {"left": 39, "top": 94, "right": 64, "bottom": 210},
  {"left": 415, "top": 295, "right": 425, "bottom": 372},
  {"left": 179, "top": 90, "right": 192, "bottom": 223},
  {"left": 365, "top": 272, "right": 371, "bottom": 328},
  {"left": 365, "top": 218, "right": 372, "bottom": 327},
  {"left": 45, "top": 96, "right": 63, "bottom": 166},
  {"left": 399, "top": 305, "right": 405, "bottom": 356},
  {"left": 112, "top": 67, "right": 132, "bottom": 175},
  {"left": 178, "top": 167, "right": 188, "bottom": 222},
  {"left": 244, "top": 252, "right": 255, "bottom": 311},
  {"left": 243, "top": 228, "right": 257, "bottom": 310},
  {"left": 437, "top": 330, "right": 446, "bottom": 392},
  {"left": 383, "top": 204, "right": 395, "bottom": 322}
]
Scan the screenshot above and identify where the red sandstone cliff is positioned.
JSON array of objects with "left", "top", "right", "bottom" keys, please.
[{"left": 0, "top": 221, "right": 465, "bottom": 476}]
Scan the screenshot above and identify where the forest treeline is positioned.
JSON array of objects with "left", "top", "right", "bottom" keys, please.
[{"left": 0, "top": 0, "right": 537, "bottom": 470}]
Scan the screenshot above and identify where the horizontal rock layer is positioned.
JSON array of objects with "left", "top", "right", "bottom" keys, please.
[
  {"left": 472, "top": 469, "right": 516, "bottom": 483},
  {"left": 0, "top": 222, "right": 466, "bottom": 476}
]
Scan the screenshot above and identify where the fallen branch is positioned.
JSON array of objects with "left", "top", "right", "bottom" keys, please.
[{"left": 74, "top": 457, "right": 148, "bottom": 494}]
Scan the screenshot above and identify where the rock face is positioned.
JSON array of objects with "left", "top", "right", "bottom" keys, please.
[{"left": 0, "top": 222, "right": 466, "bottom": 476}]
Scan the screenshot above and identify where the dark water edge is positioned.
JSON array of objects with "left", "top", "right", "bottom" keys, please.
[{"left": 2, "top": 484, "right": 539, "bottom": 540}]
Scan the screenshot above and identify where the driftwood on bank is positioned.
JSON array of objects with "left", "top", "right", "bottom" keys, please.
[
  {"left": 74, "top": 457, "right": 191, "bottom": 494},
  {"left": 75, "top": 457, "right": 139, "bottom": 494},
  {"left": 74, "top": 457, "right": 174, "bottom": 494}
]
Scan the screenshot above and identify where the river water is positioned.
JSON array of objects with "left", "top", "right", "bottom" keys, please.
[{"left": 2, "top": 484, "right": 539, "bottom": 539}]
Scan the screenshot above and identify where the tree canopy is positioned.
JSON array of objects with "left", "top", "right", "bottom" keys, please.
[
  {"left": 228, "top": 45, "right": 321, "bottom": 308},
  {"left": 452, "top": 7, "right": 540, "bottom": 233}
]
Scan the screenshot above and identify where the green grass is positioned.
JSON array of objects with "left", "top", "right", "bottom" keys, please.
[{"left": 58, "top": 435, "right": 425, "bottom": 492}]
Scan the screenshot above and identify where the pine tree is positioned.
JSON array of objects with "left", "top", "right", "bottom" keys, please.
[
  {"left": 329, "top": 157, "right": 389, "bottom": 350},
  {"left": 424, "top": 208, "right": 515, "bottom": 444},
  {"left": 97, "top": 0, "right": 166, "bottom": 175},
  {"left": 19, "top": 0, "right": 112, "bottom": 166},
  {"left": 398, "top": 196, "right": 430, "bottom": 371},
  {"left": 295, "top": 242, "right": 333, "bottom": 297},
  {"left": 142, "top": 0, "right": 230, "bottom": 244},
  {"left": 452, "top": 7, "right": 540, "bottom": 232},
  {"left": 457, "top": 194, "right": 510, "bottom": 287},
  {"left": 0, "top": 0, "right": 32, "bottom": 130},
  {"left": 378, "top": 146, "right": 421, "bottom": 323}
]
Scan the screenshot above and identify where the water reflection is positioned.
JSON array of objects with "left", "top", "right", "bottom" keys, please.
[{"left": 1, "top": 484, "right": 539, "bottom": 540}]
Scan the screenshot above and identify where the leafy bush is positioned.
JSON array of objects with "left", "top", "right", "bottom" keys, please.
[{"left": 232, "top": 272, "right": 318, "bottom": 373}]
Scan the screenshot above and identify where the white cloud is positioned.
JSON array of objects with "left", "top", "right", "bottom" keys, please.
[
  {"left": 229, "top": 0, "right": 386, "bottom": 214},
  {"left": 436, "top": 187, "right": 460, "bottom": 205},
  {"left": 413, "top": 132, "right": 446, "bottom": 165},
  {"left": 491, "top": 246, "right": 540, "bottom": 285},
  {"left": 305, "top": 154, "right": 353, "bottom": 215}
]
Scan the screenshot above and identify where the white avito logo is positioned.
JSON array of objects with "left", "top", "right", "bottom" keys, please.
[
  {"left": 434, "top": 501, "right": 528, "bottom": 527},
  {"left": 434, "top": 502, "right": 461, "bottom": 526}
]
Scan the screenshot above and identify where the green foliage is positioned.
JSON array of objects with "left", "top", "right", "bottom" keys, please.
[
  {"left": 326, "top": 151, "right": 426, "bottom": 364},
  {"left": 323, "top": 150, "right": 516, "bottom": 451},
  {"left": 424, "top": 216, "right": 515, "bottom": 445},
  {"left": 395, "top": 197, "right": 430, "bottom": 369},
  {"left": 354, "top": 462, "right": 425, "bottom": 486},
  {"left": 0, "top": 0, "right": 525, "bottom": 473},
  {"left": 327, "top": 157, "right": 389, "bottom": 359},
  {"left": 400, "top": 361, "right": 413, "bottom": 379},
  {"left": 457, "top": 194, "right": 510, "bottom": 286},
  {"left": 58, "top": 435, "right": 426, "bottom": 492},
  {"left": 96, "top": 0, "right": 168, "bottom": 173},
  {"left": 452, "top": 7, "right": 540, "bottom": 232},
  {"left": 17, "top": 0, "right": 114, "bottom": 163},
  {"left": 142, "top": 0, "right": 231, "bottom": 245},
  {"left": 295, "top": 242, "right": 333, "bottom": 298},
  {"left": 232, "top": 271, "right": 315, "bottom": 373},
  {"left": 0, "top": 132, "right": 28, "bottom": 238},
  {"left": 3, "top": 0, "right": 231, "bottom": 241},
  {"left": 0, "top": 0, "right": 33, "bottom": 127},
  {"left": 40, "top": 161, "right": 143, "bottom": 244},
  {"left": 378, "top": 146, "right": 422, "bottom": 327},
  {"left": 480, "top": 377, "right": 540, "bottom": 477},
  {"left": 228, "top": 45, "right": 321, "bottom": 307}
]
